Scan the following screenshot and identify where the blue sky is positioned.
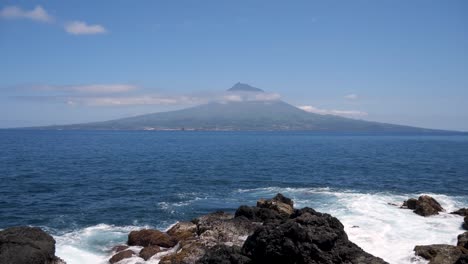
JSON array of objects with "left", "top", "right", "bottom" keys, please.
[{"left": 1, "top": 1, "right": 467, "bottom": 130}]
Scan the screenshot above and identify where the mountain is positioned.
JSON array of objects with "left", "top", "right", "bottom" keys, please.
[
  {"left": 29, "top": 83, "right": 462, "bottom": 134},
  {"left": 227, "top": 82, "right": 264, "bottom": 92}
]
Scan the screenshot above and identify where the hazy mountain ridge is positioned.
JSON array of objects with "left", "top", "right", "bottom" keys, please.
[{"left": 23, "top": 84, "right": 464, "bottom": 134}]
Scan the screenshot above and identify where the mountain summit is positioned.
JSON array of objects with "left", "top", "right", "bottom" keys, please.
[{"left": 227, "top": 82, "right": 264, "bottom": 92}]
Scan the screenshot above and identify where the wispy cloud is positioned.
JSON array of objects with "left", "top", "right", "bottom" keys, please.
[
  {"left": 0, "top": 5, "right": 108, "bottom": 35},
  {"left": 298, "top": 105, "right": 368, "bottom": 118},
  {"left": 64, "top": 21, "right": 107, "bottom": 35},
  {"left": 32, "top": 84, "right": 136, "bottom": 94},
  {"left": 14, "top": 83, "right": 282, "bottom": 107},
  {"left": 344, "top": 94, "right": 358, "bottom": 100},
  {"left": 0, "top": 5, "right": 53, "bottom": 22}
]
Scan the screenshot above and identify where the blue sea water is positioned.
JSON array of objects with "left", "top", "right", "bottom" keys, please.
[{"left": 0, "top": 130, "right": 467, "bottom": 264}]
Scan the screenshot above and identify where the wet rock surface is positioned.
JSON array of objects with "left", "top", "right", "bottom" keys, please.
[
  {"left": 402, "top": 195, "right": 444, "bottom": 216},
  {"left": 128, "top": 229, "right": 178, "bottom": 248},
  {"left": 109, "top": 249, "right": 134, "bottom": 263},
  {"left": 459, "top": 232, "right": 468, "bottom": 249},
  {"left": 452, "top": 208, "right": 468, "bottom": 217},
  {"left": 414, "top": 244, "right": 468, "bottom": 264},
  {"left": 0, "top": 226, "right": 65, "bottom": 264}
]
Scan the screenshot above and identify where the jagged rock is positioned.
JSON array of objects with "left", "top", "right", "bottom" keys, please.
[
  {"left": 456, "top": 254, "right": 468, "bottom": 264},
  {"left": 109, "top": 249, "right": 134, "bottom": 264},
  {"left": 414, "top": 195, "right": 444, "bottom": 216},
  {"left": 167, "top": 222, "right": 197, "bottom": 241},
  {"left": 196, "top": 245, "right": 251, "bottom": 264},
  {"left": 160, "top": 212, "right": 259, "bottom": 264},
  {"left": 234, "top": 205, "right": 284, "bottom": 223},
  {"left": 452, "top": 209, "right": 468, "bottom": 216},
  {"left": 193, "top": 212, "right": 259, "bottom": 248},
  {"left": 241, "top": 207, "right": 387, "bottom": 264},
  {"left": 460, "top": 232, "right": 468, "bottom": 249},
  {"left": 256, "top": 193, "right": 294, "bottom": 217},
  {"left": 414, "top": 244, "right": 468, "bottom": 264},
  {"left": 139, "top": 245, "right": 161, "bottom": 260},
  {"left": 0, "top": 226, "right": 65, "bottom": 264},
  {"left": 402, "top": 195, "right": 444, "bottom": 216},
  {"left": 160, "top": 242, "right": 205, "bottom": 264},
  {"left": 402, "top": 198, "right": 418, "bottom": 209},
  {"left": 111, "top": 245, "right": 129, "bottom": 253},
  {"left": 128, "top": 229, "right": 177, "bottom": 248},
  {"left": 464, "top": 216, "right": 468, "bottom": 230}
]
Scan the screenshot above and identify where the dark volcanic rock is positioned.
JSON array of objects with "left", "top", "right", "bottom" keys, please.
[
  {"left": 234, "top": 205, "right": 284, "bottom": 223},
  {"left": 109, "top": 249, "right": 134, "bottom": 264},
  {"left": 402, "top": 195, "right": 444, "bottom": 216},
  {"left": 464, "top": 216, "right": 468, "bottom": 230},
  {"left": 241, "top": 208, "right": 387, "bottom": 264},
  {"left": 414, "top": 195, "right": 444, "bottom": 216},
  {"left": 0, "top": 226, "right": 64, "bottom": 264},
  {"left": 403, "top": 198, "right": 418, "bottom": 209},
  {"left": 197, "top": 245, "right": 251, "bottom": 264},
  {"left": 111, "top": 245, "right": 129, "bottom": 253},
  {"left": 457, "top": 254, "right": 468, "bottom": 264},
  {"left": 139, "top": 245, "right": 161, "bottom": 260},
  {"left": 256, "top": 193, "right": 294, "bottom": 217},
  {"left": 128, "top": 229, "right": 177, "bottom": 248},
  {"left": 452, "top": 208, "right": 468, "bottom": 217},
  {"left": 460, "top": 232, "right": 468, "bottom": 249},
  {"left": 414, "top": 244, "right": 468, "bottom": 264}
]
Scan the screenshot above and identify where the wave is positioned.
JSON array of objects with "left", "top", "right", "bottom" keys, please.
[
  {"left": 51, "top": 188, "right": 467, "bottom": 264},
  {"left": 237, "top": 187, "right": 467, "bottom": 264}
]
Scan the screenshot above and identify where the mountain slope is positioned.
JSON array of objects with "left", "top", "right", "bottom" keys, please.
[{"left": 36, "top": 100, "right": 458, "bottom": 134}]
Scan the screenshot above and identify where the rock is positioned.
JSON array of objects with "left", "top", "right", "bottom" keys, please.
[
  {"left": 160, "top": 242, "right": 205, "bottom": 264},
  {"left": 464, "top": 216, "right": 468, "bottom": 230},
  {"left": 460, "top": 232, "right": 468, "bottom": 249},
  {"left": 414, "top": 244, "right": 468, "bottom": 264},
  {"left": 456, "top": 254, "right": 468, "bottom": 264},
  {"left": 161, "top": 212, "right": 259, "bottom": 264},
  {"left": 403, "top": 198, "right": 418, "bottom": 209},
  {"left": 452, "top": 208, "right": 468, "bottom": 216},
  {"left": 0, "top": 226, "right": 64, "bottom": 264},
  {"left": 139, "top": 245, "right": 161, "bottom": 260},
  {"left": 196, "top": 213, "right": 259, "bottom": 248},
  {"left": 256, "top": 193, "right": 294, "bottom": 217},
  {"left": 234, "top": 205, "right": 284, "bottom": 223},
  {"left": 196, "top": 245, "right": 251, "bottom": 264},
  {"left": 167, "top": 222, "right": 197, "bottom": 241},
  {"left": 414, "top": 195, "right": 444, "bottom": 216},
  {"left": 402, "top": 195, "right": 444, "bottom": 216},
  {"left": 241, "top": 207, "right": 387, "bottom": 264},
  {"left": 109, "top": 249, "right": 134, "bottom": 264},
  {"left": 111, "top": 245, "right": 129, "bottom": 253},
  {"left": 128, "top": 229, "right": 177, "bottom": 248}
]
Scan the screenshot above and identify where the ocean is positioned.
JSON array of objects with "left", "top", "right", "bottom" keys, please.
[{"left": 0, "top": 130, "right": 467, "bottom": 264}]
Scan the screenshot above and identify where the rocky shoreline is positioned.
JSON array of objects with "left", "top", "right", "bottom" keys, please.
[{"left": 1, "top": 194, "right": 467, "bottom": 264}]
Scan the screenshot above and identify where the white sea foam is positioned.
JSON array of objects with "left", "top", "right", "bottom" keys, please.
[
  {"left": 53, "top": 189, "right": 467, "bottom": 264},
  {"left": 238, "top": 187, "right": 467, "bottom": 264}
]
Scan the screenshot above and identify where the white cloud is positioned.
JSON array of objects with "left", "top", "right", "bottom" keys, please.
[
  {"left": 32, "top": 84, "right": 136, "bottom": 94},
  {"left": 298, "top": 105, "right": 368, "bottom": 118},
  {"left": 69, "top": 95, "right": 202, "bottom": 106},
  {"left": 344, "top": 94, "right": 358, "bottom": 100},
  {"left": 68, "top": 84, "right": 136, "bottom": 94},
  {"left": 0, "top": 5, "right": 53, "bottom": 22},
  {"left": 221, "top": 91, "right": 281, "bottom": 103},
  {"left": 65, "top": 21, "right": 107, "bottom": 35}
]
